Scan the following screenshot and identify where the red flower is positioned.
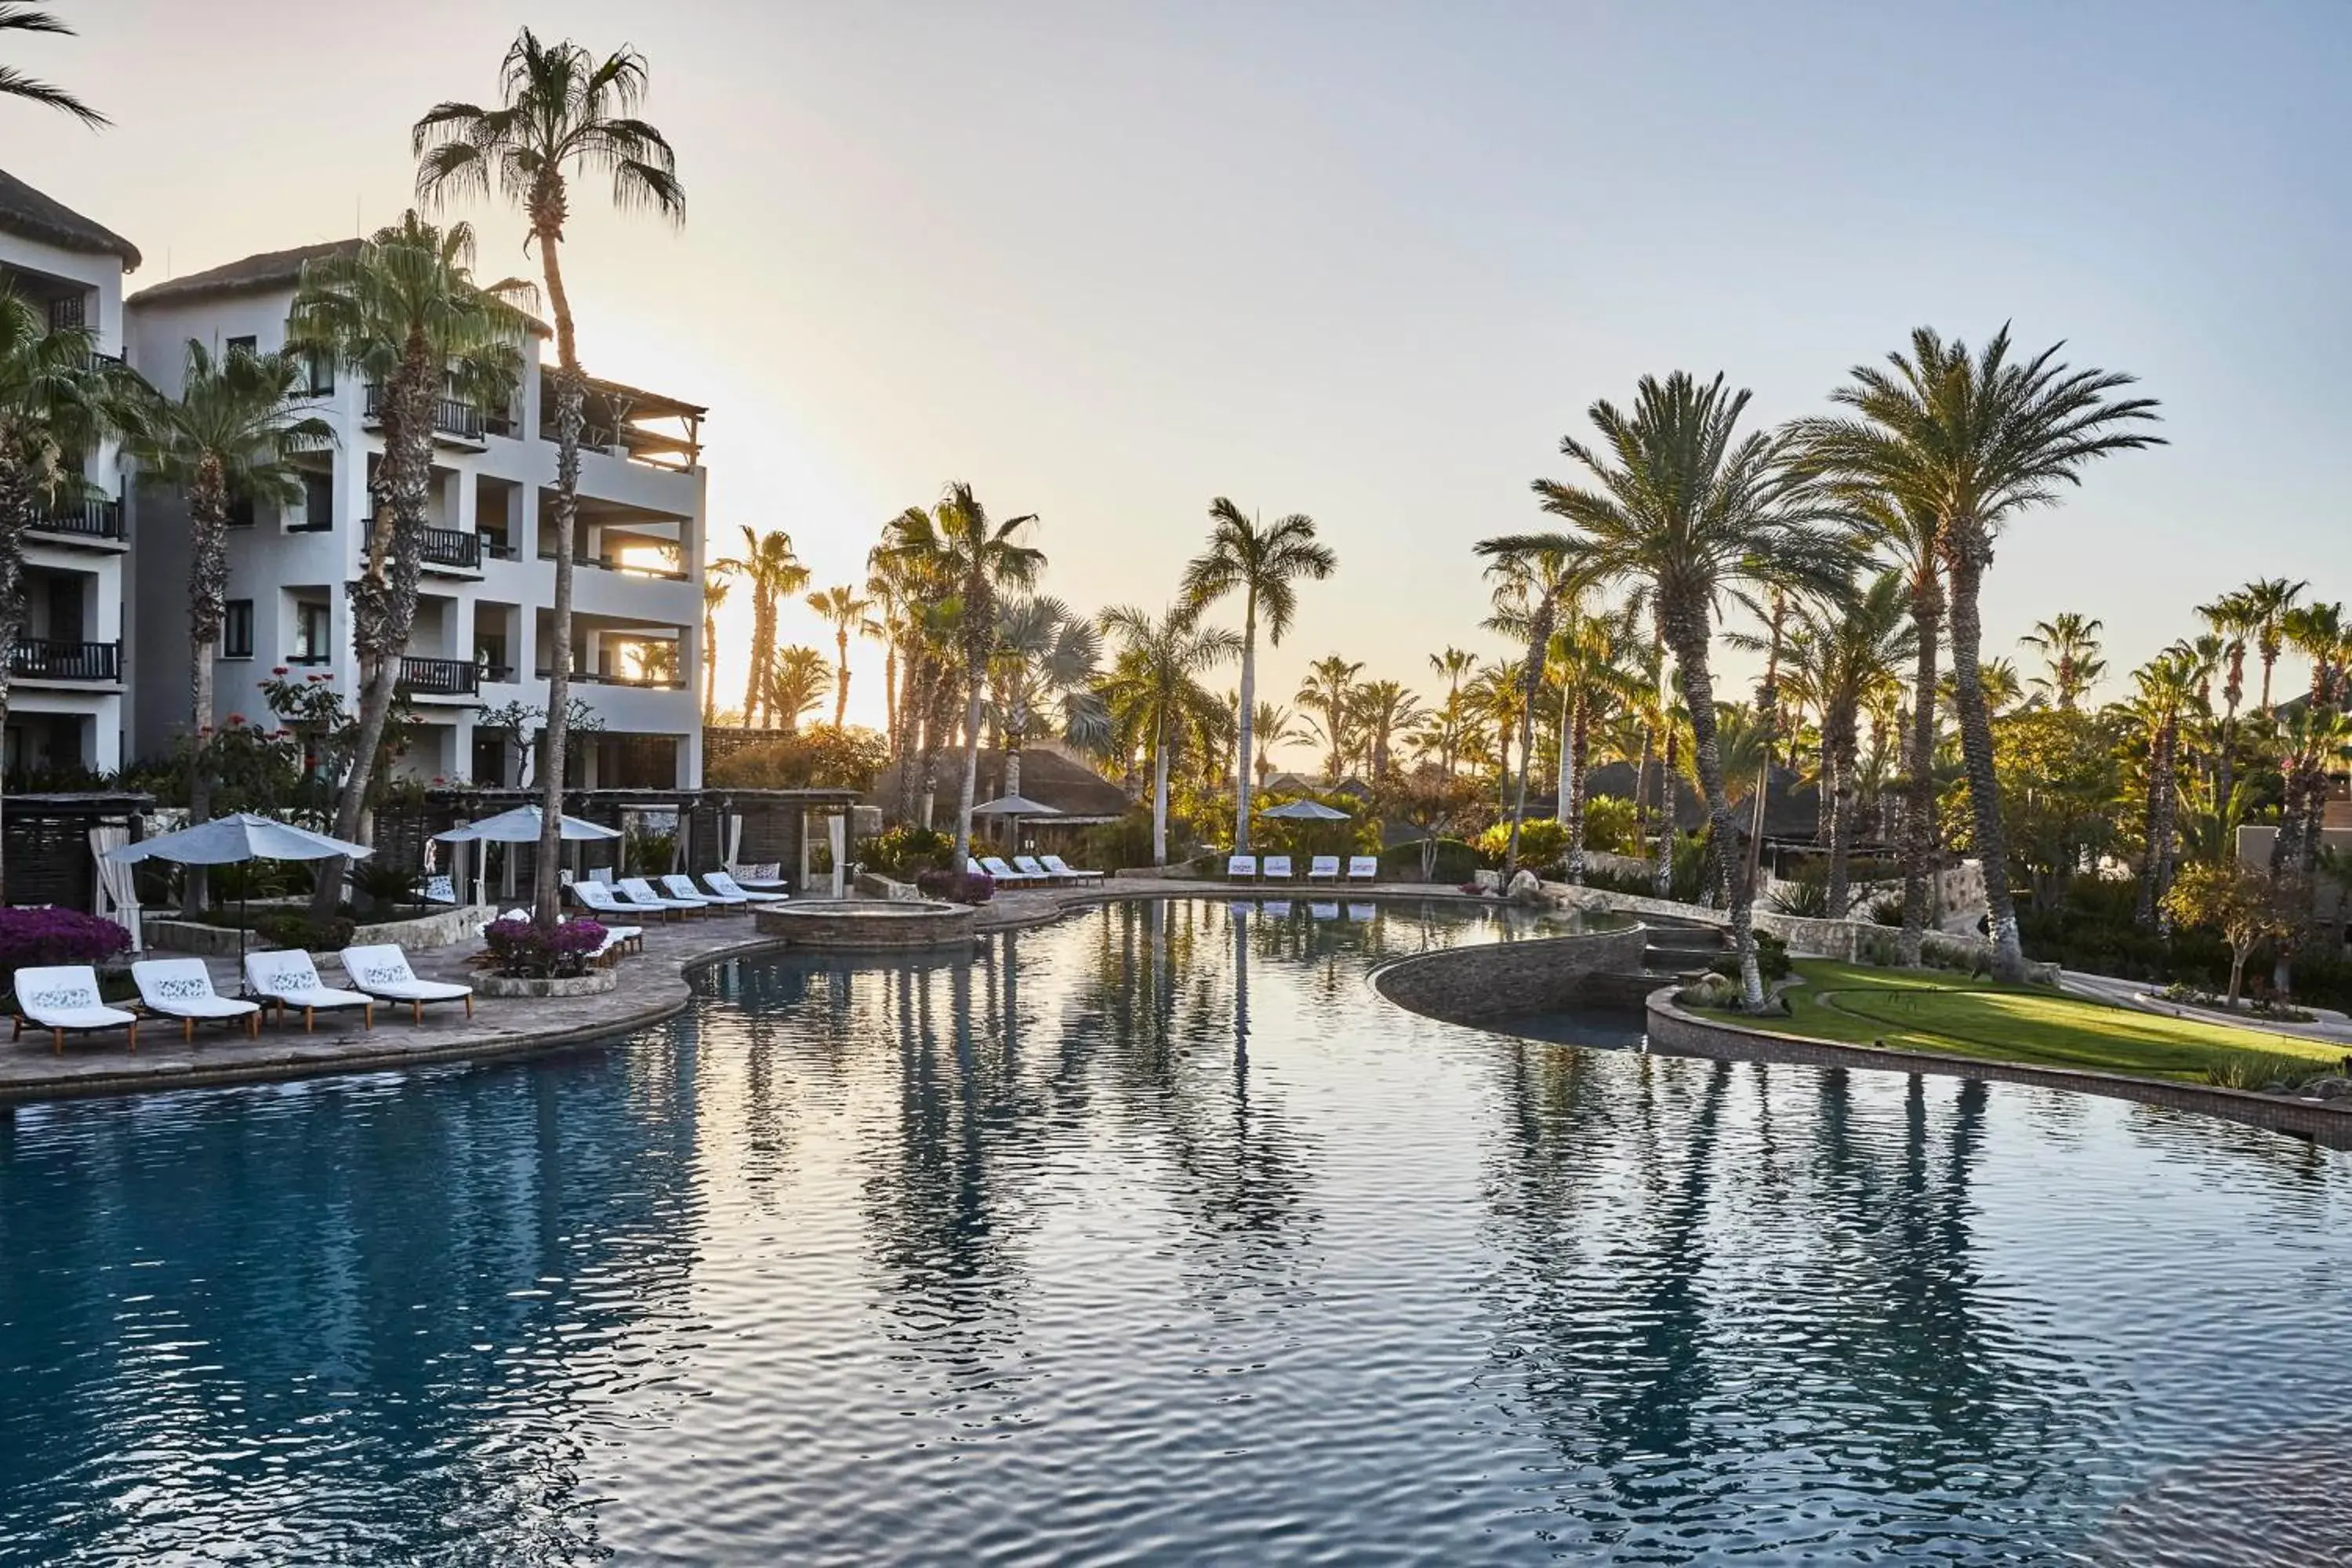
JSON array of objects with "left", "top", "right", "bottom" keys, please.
[
  {"left": 227, "top": 713, "right": 246, "bottom": 726},
  {"left": 270, "top": 666, "right": 289, "bottom": 677}
]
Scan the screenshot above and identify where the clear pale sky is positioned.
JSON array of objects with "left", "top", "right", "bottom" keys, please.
[{"left": 13, "top": 2, "right": 2348, "bottom": 753}]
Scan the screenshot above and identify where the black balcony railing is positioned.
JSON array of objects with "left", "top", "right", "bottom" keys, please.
[
  {"left": 364, "top": 386, "right": 488, "bottom": 442},
  {"left": 420, "top": 527, "right": 481, "bottom": 570},
  {"left": 30, "top": 499, "right": 124, "bottom": 540},
  {"left": 11, "top": 639, "right": 120, "bottom": 681},
  {"left": 398, "top": 656, "right": 478, "bottom": 697}
]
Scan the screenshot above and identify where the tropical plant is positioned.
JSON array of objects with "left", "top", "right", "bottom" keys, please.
[
  {"left": 714, "top": 527, "right": 808, "bottom": 724},
  {"left": 1532, "top": 371, "right": 1846, "bottom": 1009},
  {"left": 1295, "top": 655, "right": 1362, "bottom": 782},
  {"left": 415, "top": 24, "right": 685, "bottom": 927},
  {"left": 1548, "top": 601, "right": 1639, "bottom": 884},
  {"left": 2237, "top": 576, "right": 2306, "bottom": 714},
  {"left": 1180, "top": 499, "right": 1335, "bottom": 853},
  {"left": 763, "top": 644, "right": 832, "bottom": 731},
  {"left": 0, "top": 4, "right": 103, "bottom": 125},
  {"left": 2020, "top": 612, "right": 2107, "bottom": 710},
  {"left": 1784, "top": 569, "right": 1915, "bottom": 916},
  {"left": 1426, "top": 647, "right": 1476, "bottom": 774},
  {"left": 806, "top": 583, "right": 875, "bottom": 728},
  {"left": 1798, "top": 325, "right": 2163, "bottom": 982},
  {"left": 2127, "top": 648, "right": 2201, "bottom": 930},
  {"left": 989, "top": 594, "right": 1107, "bottom": 799},
  {"left": 1248, "top": 701, "right": 1307, "bottom": 786},
  {"left": 1098, "top": 603, "right": 1240, "bottom": 865},
  {"left": 700, "top": 575, "right": 728, "bottom": 724},
  {"left": 1475, "top": 534, "right": 1592, "bottom": 874},
  {"left": 1347, "top": 680, "right": 1421, "bottom": 782},
  {"left": 285, "top": 212, "right": 528, "bottom": 916},
  {"left": 2161, "top": 861, "right": 2300, "bottom": 1011}
]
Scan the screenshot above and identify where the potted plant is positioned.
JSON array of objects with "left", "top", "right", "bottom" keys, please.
[{"left": 475, "top": 915, "right": 618, "bottom": 996}]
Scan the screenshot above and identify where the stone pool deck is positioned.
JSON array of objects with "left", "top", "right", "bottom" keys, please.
[{"left": 0, "top": 879, "right": 1486, "bottom": 1103}]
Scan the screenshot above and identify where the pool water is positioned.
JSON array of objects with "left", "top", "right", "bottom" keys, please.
[{"left": 4, "top": 899, "right": 2350, "bottom": 1565}]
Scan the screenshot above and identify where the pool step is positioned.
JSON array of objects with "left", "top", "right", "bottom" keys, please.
[{"left": 1642, "top": 924, "right": 1730, "bottom": 975}]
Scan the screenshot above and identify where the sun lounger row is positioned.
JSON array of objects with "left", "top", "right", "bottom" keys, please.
[
  {"left": 567, "top": 870, "right": 787, "bottom": 923},
  {"left": 1227, "top": 855, "right": 1379, "bottom": 884},
  {"left": 12, "top": 945, "right": 481, "bottom": 1053},
  {"left": 967, "top": 855, "right": 1105, "bottom": 888}
]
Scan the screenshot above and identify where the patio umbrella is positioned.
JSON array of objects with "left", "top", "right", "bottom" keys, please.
[
  {"left": 970, "top": 793, "right": 1060, "bottom": 851},
  {"left": 104, "top": 812, "right": 374, "bottom": 982},
  {"left": 1260, "top": 798, "right": 1350, "bottom": 821},
  {"left": 436, "top": 806, "right": 620, "bottom": 909}
]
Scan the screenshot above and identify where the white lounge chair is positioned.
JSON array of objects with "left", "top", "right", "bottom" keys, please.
[
  {"left": 339, "top": 945, "right": 474, "bottom": 1024},
  {"left": 243, "top": 951, "right": 373, "bottom": 1033},
  {"left": 12, "top": 965, "right": 138, "bottom": 1054},
  {"left": 1348, "top": 855, "right": 1379, "bottom": 884},
  {"left": 1014, "top": 855, "right": 1061, "bottom": 884},
  {"left": 702, "top": 870, "right": 786, "bottom": 904},
  {"left": 731, "top": 862, "right": 789, "bottom": 891},
  {"left": 1227, "top": 855, "right": 1258, "bottom": 882},
  {"left": 978, "top": 855, "right": 1038, "bottom": 887},
  {"left": 1307, "top": 855, "right": 1341, "bottom": 883},
  {"left": 621, "top": 876, "right": 710, "bottom": 918},
  {"left": 568, "top": 879, "right": 667, "bottom": 924},
  {"left": 1261, "top": 855, "right": 1295, "bottom": 883},
  {"left": 665, "top": 872, "right": 748, "bottom": 909},
  {"left": 131, "top": 957, "right": 260, "bottom": 1042},
  {"left": 1041, "top": 854, "right": 1104, "bottom": 885}
]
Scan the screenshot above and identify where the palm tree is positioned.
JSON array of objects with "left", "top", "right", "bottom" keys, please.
[
  {"left": 285, "top": 212, "right": 529, "bottom": 915},
  {"left": 806, "top": 583, "right": 875, "bottom": 728},
  {"left": 1098, "top": 603, "right": 1240, "bottom": 866},
  {"left": 1788, "top": 571, "right": 1915, "bottom": 916},
  {"left": 990, "top": 594, "right": 1107, "bottom": 800},
  {"left": 1466, "top": 660, "right": 1527, "bottom": 811},
  {"left": 1249, "top": 701, "right": 1307, "bottom": 787},
  {"left": 2196, "top": 588, "right": 2259, "bottom": 809},
  {"left": 1, "top": 5, "right": 105, "bottom": 126},
  {"left": 2129, "top": 648, "right": 2201, "bottom": 931},
  {"left": 0, "top": 283, "right": 118, "bottom": 884},
  {"left": 714, "top": 527, "right": 808, "bottom": 724},
  {"left": 1798, "top": 326, "right": 2163, "bottom": 982},
  {"left": 699, "top": 576, "right": 728, "bottom": 724},
  {"left": 1348, "top": 680, "right": 1421, "bottom": 782},
  {"left": 2274, "top": 601, "right": 2349, "bottom": 876},
  {"left": 1427, "top": 647, "right": 1476, "bottom": 773},
  {"left": 1534, "top": 372, "right": 1845, "bottom": 1007},
  {"left": 862, "top": 567, "right": 904, "bottom": 740},
  {"left": 2234, "top": 577, "right": 2307, "bottom": 715},
  {"left": 873, "top": 483, "right": 1044, "bottom": 859},
  {"left": 123, "top": 344, "right": 334, "bottom": 845},
  {"left": 763, "top": 644, "right": 832, "bottom": 731},
  {"left": 1475, "top": 536, "right": 1596, "bottom": 874},
  {"left": 2020, "top": 612, "right": 2106, "bottom": 710},
  {"left": 415, "top": 26, "right": 685, "bottom": 927},
  {"left": 1550, "top": 602, "right": 1639, "bottom": 884},
  {"left": 1294, "top": 655, "right": 1361, "bottom": 782},
  {"left": 1180, "top": 499, "right": 1335, "bottom": 853}
]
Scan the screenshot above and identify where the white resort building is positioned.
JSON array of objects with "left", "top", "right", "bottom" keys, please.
[
  {"left": 122, "top": 239, "right": 710, "bottom": 790},
  {"left": 0, "top": 172, "right": 138, "bottom": 782}
]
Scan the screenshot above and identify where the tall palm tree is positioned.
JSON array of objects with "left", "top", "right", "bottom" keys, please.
[
  {"left": 1787, "top": 570, "right": 1915, "bottom": 916},
  {"left": 0, "top": 283, "right": 118, "bottom": 885},
  {"left": 1180, "top": 499, "right": 1335, "bottom": 853},
  {"left": 2019, "top": 612, "right": 2106, "bottom": 710},
  {"left": 714, "top": 527, "right": 808, "bottom": 724},
  {"left": 1348, "top": 680, "right": 1421, "bottom": 782},
  {"left": 1534, "top": 372, "right": 1844, "bottom": 1008},
  {"left": 699, "top": 576, "right": 728, "bottom": 724},
  {"left": 415, "top": 26, "right": 685, "bottom": 927},
  {"left": 1098, "top": 603, "right": 1240, "bottom": 866},
  {"left": 1798, "top": 326, "right": 2162, "bottom": 982},
  {"left": 1249, "top": 700, "right": 1306, "bottom": 787},
  {"left": 285, "top": 212, "right": 529, "bottom": 916},
  {"left": 1550, "top": 602, "right": 1639, "bottom": 884},
  {"left": 806, "top": 583, "right": 875, "bottom": 728},
  {"left": 2274, "top": 601, "right": 2349, "bottom": 876},
  {"left": 1427, "top": 647, "right": 1475, "bottom": 773},
  {"left": 1294, "top": 655, "right": 1361, "bottom": 782},
  {"left": 2195, "top": 588, "right": 2259, "bottom": 809},
  {"left": 862, "top": 567, "right": 904, "bottom": 740},
  {"left": 763, "top": 644, "right": 831, "bottom": 731},
  {"left": 2236, "top": 576, "right": 2307, "bottom": 715},
  {"left": 2129, "top": 648, "right": 2201, "bottom": 931},
  {"left": 1, "top": 5, "right": 105, "bottom": 126},
  {"left": 990, "top": 594, "right": 1107, "bottom": 800},
  {"left": 873, "top": 483, "right": 1044, "bottom": 858},
  {"left": 1475, "top": 535, "right": 1594, "bottom": 873},
  {"left": 123, "top": 344, "right": 334, "bottom": 843}
]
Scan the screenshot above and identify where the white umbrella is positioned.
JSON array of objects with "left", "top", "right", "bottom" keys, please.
[
  {"left": 1261, "top": 798, "right": 1350, "bottom": 821},
  {"left": 969, "top": 794, "right": 1059, "bottom": 818},
  {"left": 103, "top": 812, "right": 374, "bottom": 982},
  {"left": 432, "top": 805, "right": 620, "bottom": 843}
]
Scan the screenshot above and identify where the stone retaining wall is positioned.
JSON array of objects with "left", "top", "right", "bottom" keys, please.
[
  {"left": 1374, "top": 924, "right": 1650, "bottom": 1025},
  {"left": 1646, "top": 986, "right": 2352, "bottom": 1149},
  {"left": 145, "top": 905, "right": 499, "bottom": 956}
]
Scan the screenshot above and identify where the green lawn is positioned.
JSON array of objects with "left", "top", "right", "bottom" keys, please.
[{"left": 1770, "top": 961, "right": 2350, "bottom": 1086}]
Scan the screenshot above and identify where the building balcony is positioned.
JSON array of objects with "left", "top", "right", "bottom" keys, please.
[
  {"left": 28, "top": 499, "right": 125, "bottom": 547},
  {"left": 535, "top": 548, "right": 691, "bottom": 583},
  {"left": 398, "top": 655, "right": 479, "bottom": 701},
  {"left": 11, "top": 639, "right": 121, "bottom": 684},
  {"left": 533, "top": 666, "right": 691, "bottom": 692},
  {"left": 419, "top": 526, "right": 482, "bottom": 574},
  {"left": 362, "top": 387, "right": 490, "bottom": 448}
]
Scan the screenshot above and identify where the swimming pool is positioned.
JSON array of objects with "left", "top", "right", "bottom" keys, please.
[{"left": 3, "top": 898, "right": 2348, "bottom": 1563}]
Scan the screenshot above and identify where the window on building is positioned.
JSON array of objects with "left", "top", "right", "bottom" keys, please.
[
  {"left": 294, "top": 601, "right": 331, "bottom": 663},
  {"left": 47, "top": 294, "right": 86, "bottom": 333},
  {"left": 296, "top": 467, "right": 333, "bottom": 532},
  {"left": 223, "top": 600, "right": 254, "bottom": 660},
  {"left": 226, "top": 334, "right": 257, "bottom": 355},
  {"left": 306, "top": 353, "right": 335, "bottom": 397},
  {"left": 227, "top": 494, "right": 256, "bottom": 528}
]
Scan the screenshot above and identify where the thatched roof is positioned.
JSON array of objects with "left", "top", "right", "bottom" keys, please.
[
  {"left": 868, "top": 748, "right": 1131, "bottom": 821},
  {"left": 124, "top": 238, "right": 358, "bottom": 307},
  {"left": 0, "top": 168, "right": 140, "bottom": 269}
]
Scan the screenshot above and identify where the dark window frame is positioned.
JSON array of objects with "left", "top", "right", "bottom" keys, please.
[{"left": 223, "top": 599, "right": 255, "bottom": 660}]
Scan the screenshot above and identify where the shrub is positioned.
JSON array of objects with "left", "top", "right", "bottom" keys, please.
[
  {"left": 349, "top": 859, "right": 418, "bottom": 916},
  {"left": 1766, "top": 875, "right": 1831, "bottom": 918},
  {"left": 1079, "top": 809, "right": 1172, "bottom": 873},
  {"left": 0, "top": 906, "right": 131, "bottom": 986},
  {"left": 1381, "top": 837, "right": 1479, "bottom": 884},
  {"left": 1580, "top": 796, "right": 1642, "bottom": 853},
  {"left": 858, "top": 824, "right": 953, "bottom": 877},
  {"left": 1867, "top": 895, "right": 1904, "bottom": 927},
  {"left": 914, "top": 867, "right": 994, "bottom": 904},
  {"left": 1709, "top": 928, "right": 1791, "bottom": 984},
  {"left": 483, "top": 916, "right": 608, "bottom": 978},
  {"left": 255, "top": 913, "right": 356, "bottom": 953},
  {"left": 1472, "top": 818, "right": 1570, "bottom": 871}
]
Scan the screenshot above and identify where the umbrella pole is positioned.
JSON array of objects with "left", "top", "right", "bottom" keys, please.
[{"left": 238, "top": 876, "right": 249, "bottom": 997}]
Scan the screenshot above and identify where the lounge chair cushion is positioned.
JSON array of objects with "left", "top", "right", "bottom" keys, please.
[
  {"left": 620, "top": 877, "right": 702, "bottom": 909},
  {"left": 1348, "top": 856, "right": 1379, "bottom": 880},
  {"left": 665, "top": 873, "right": 746, "bottom": 905},
  {"left": 131, "top": 958, "right": 258, "bottom": 1021},
  {"left": 1041, "top": 855, "right": 1103, "bottom": 882},
  {"left": 13, "top": 966, "right": 136, "bottom": 1031},
  {"left": 1227, "top": 855, "right": 1258, "bottom": 879},
  {"left": 1262, "top": 856, "right": 1294, "bottom": 879},
  {"left": 703, "top": 871, "right": 785, "bottom": 902},
  {"left": 339, "top": 946, "right": 473, "bottom": 1003},
  {"left": 244, "top": 953, "right": 371, "bottom": 1011},
  {"left": 1308, "top": 856, "right": 1341, "bottom": 879}
]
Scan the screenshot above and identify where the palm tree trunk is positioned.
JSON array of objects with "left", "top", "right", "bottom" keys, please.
[
  {"left": 833, "top": 626, "right": 851, "bottom": 727},
  {"left": 183, "top": 463, "right": 231, "bottom": 916},
  {"left": 1825, "top": 707, "right": 1859, "bottom": 917},
  {"left": 1151, "top": 717, "right": 1171, "bottom": 866},
  {"left": 0, "top": 453, "right": 31, "bottom": 895},
  {"left": 951, "top": 673, "right": 984, "bottom": 859},
  {"left": 528, "top": 211, "right": 587, "bottom": 931},
  {"left": 1554, "top": 678, "right": 1573, "bottom": 833},
  {"left": 1665, "top": 610, "right": 1763, "bottom": 1011},
  {"left": 1900, "top": 570, "right": 1944, "bottom": 967},
  {"left": 701, "top": 607, "right": 718, "bottom": 725},
  {"left": 1944, "top": 526, "right": 2028, "bottom": 982},
  {"left": 1564, "top": 695, "right": 1589, "bottom": 885},
  {"left": 1503, "top": 608, "right": 1551, "bottom": 876},
  {"left": 1233, "top": 597, "right": 1257, "bottom": 853},
  {"left": 1654, "top": 727, "right": 1677, "bottom": 898}
]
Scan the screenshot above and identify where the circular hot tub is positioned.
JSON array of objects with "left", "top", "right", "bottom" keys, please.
[{"left": 755, "top": 898, "right": 978, "bottom": 950}]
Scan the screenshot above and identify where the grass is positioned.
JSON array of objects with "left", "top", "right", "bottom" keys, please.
[{"left": 1762, "top": 961, "right": 2352, "bottom": 1087}]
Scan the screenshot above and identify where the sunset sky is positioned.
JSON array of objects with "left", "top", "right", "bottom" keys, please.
[{"left": 13, "top": 1, "right": 2350, "bottom": 750}]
